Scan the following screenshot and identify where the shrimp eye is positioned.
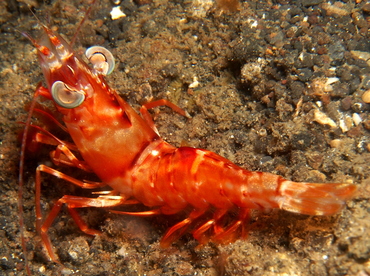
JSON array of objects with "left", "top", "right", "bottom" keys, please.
[
  {"left": 85, "top": 46, "right": 115, "bottom": 76},
  {"left": 51, "top": 81, "right": 85, "bottom": 109}
]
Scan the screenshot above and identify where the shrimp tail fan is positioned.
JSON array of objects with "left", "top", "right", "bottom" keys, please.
[{"left": 278, "top": 181, "right": 357, "bottom": 215}]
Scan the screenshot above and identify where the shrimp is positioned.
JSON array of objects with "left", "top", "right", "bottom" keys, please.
[{"left": 21, "top": 22, "right": 357, "bottom": 263}]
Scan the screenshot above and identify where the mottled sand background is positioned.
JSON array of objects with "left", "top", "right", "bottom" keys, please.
[{"left": 0, "top": 0, "right": 369, "bottom": 275}]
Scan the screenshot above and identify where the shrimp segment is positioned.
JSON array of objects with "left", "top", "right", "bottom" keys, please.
[{"left": 23, "top": 23, "right": 357, "bottom": 262}]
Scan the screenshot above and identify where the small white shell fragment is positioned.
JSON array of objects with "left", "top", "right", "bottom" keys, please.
[
  {"left": 339, "top": 114, "right": 353, "bottom": 133},
  {"left": 362, "top": 89, "right": 370, "bottom": 103},
  {"left": 248, "top": 18, "right": 258, "bottom": 28},
  {"left": 117, "top": 246, "right": 127, "bottom": 257},
  {"left": 357, "top": 138, "right": 365, "bottom": 150},
  {"left": 309, "top": 78, "right": 339, "bottom": 96},
  {"left": 299, "top": 52, "right": 304, "bottom": 61},
  {"left": 326, "top": 77, "right": 339, "bottom": 85},
  {"left": 189, "top": 76, "right": 199, "bottom": 89},
  {"left": 61, "top": 268, "right": 74, "bottom": 275},
  {"left": 339, "top": 119, "right": 348, "bottom": 132},
  {"left": 352, "top": 113, "right": 362, "bottom": 126},
  {"left": 110, "top": 6, "right": 126, "bottom": 20},
  {"left": 313, "top": 109, "right": 337, "bottom": 128}
]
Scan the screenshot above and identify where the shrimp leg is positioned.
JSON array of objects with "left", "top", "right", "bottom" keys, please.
[
  {"left": 35, "top": 165, "right": 107, "bottom": 228},
  {"left": 50, "top": 144, "right": 92, "bottom": 172},
  {"left": 140, "top": 99, "right": 188, "bottom": 133},
  {"left": 212, "top": 208, "right": 250, "bottom": 244},
  {"left": 30, "top": 123, "right": 93, "bottom": 171},
  {"left": 40, "top": 194, "right": 128, "bottom": 263},
  {"left": 192, "top": 209, "right": 229, "bottom": 244},
  {"left": 160, "top": 209, "right": 207, "bottom": 248},
  {"left": 36, "top": 165, "right": 131, "bottom": 262}
]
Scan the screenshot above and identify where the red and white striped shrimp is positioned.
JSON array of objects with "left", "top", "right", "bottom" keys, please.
[{"left": 20, "top": 20, "right": 357, "bottom": 263}]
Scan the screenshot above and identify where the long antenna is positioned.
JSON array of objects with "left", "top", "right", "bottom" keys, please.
[
  {"left": 70, "top": 0, "right": 98, "bottom": 47},
  {"left": 18, "top": 88, "right": 40, "bottom": 276},
  {"left": 19, "top": 0, "right": 99, "bottom": 273}
]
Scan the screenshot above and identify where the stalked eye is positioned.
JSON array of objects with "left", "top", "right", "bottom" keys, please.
[
  {"left": 51, "top": 81, "right": 85, "bottom": 108},
  {"left": 85, "top": 46, "right": 115, "bottom": 76}
]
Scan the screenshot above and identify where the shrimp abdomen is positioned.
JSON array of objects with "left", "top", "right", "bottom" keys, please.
[{"left": 137, "top": 145, "right": 357, "bottom": 216}]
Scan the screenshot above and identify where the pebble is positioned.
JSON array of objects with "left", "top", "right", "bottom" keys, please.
[
  {"left": 347, "top": 125, "right": 362, "bottom": 138},
  {"left": 362, "top": 90, "right": 370, "bottom": 103},
  {"left": 241, "top": 60, "right": 266, "bottom": 83},
  {"left": 134, "top": 0, "right": 152, "bottom": 4},
  {"left": 352, "top": 12, "right": 368, "bottom": 28},
  {"left": 302, "top": 0, "right": 323, "bottom": 7},
  {"left": 362, "top": 74, "right": 370, "bottom": 89},
  {"left": 328, "top": 41, "right": 345, "bottom": 63},
  {"left": 321, "top": 2, "right": 350, "bottom": 16},
  {"left": 191, "top": 0, "right": 214, "bottom": 17},
  {"left": 341, "top": 97, "right": 352, "bottom": 111},
  {"left": 362, "top": 3, "right": 370, "bottom": 13},
  {"left": 298, "top": 68, "right": 313, "bottom": 82},
  {"left": 363, "top": 119, "right": 370, "bottom": 130},
  {"left": 330, "top": 139, "right": 342, "bottom": 148},
  {"left": 351, "top": 50, "right": 370, "bottom": 66}
]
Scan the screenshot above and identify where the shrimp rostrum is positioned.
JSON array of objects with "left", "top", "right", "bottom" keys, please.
[{"left": 23, "top": 25, "right": 357, "bottom": 262}]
